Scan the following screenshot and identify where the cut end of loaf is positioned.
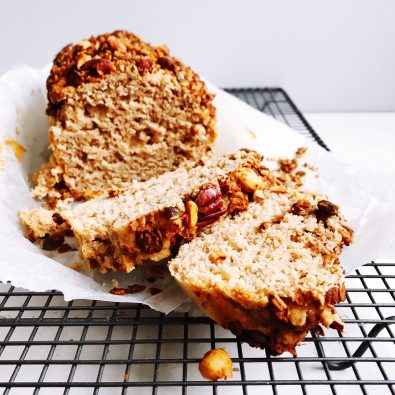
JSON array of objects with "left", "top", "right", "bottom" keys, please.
[{"left": 34, "top": 30, "right": 217, "bottom": 200}]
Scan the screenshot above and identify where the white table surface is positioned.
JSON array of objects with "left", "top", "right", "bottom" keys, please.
[
  {"left": 1, "top": 113, "right": 394, "bottom": 394},
  {"left": 305, "top": 112, "right": 395, "bottom": 169}
]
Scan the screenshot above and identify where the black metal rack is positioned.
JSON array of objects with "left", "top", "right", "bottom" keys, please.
[{"left": 0, "top": 88, "right": 394, "bottom": 395}]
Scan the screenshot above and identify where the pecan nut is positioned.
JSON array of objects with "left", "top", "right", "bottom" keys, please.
[
  {"left": 315, "top": 200, "right": 339, "bottom": 222},
  {"left": 136, "top": 57, "right": 153, "bottom": 74},
  {"left": 135, "top": 229, "right": 163, "bottom": 253},
  {"left": 42, "top": 234, "right": 65, "bottom": 251},
  {"left": 291, "top": 200, "right": 312, "bottom": 216},
  {"left": 157, "top": 56, "right": 176, "bottom": 71},
  {"left": 81, "top": 58, "right": 115, "bottom": 76}
]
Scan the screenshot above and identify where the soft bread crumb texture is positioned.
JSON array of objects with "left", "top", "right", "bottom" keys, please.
[
  {"left": 22, "top": 149, "right": 264, "bottom": 273},
  {"left": 169, "top": 187, "right": 352, "bottom": 354},
  {"left": 33, "top": 30, "right": 216, "bottom": 200}
]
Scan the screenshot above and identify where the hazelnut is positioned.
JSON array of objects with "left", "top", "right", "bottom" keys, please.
[
  {"left": 195, "top": 183, "right": 222, "bottom": 208},
  {"left": 199, "top": 349, "right": 233, "bottom": 381},
  {"left": 186, "top": 200, "right": 198, "bottom": 230},
  {"left": 235, "top": 168, "right": 264, "bottom": 192},
  {"left": 81, "top": 58, "right": 115, "bottom": 76}
]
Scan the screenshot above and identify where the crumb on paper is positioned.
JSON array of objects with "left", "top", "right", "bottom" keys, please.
[
  {"left": 111, "top": 278, "right": 119, "bottom": 288},
  {"left": 296, "top": 146, "right": 307, "bottom": 158},
  {"left": 303, "top": 162, "right": 318, "bottom": 172},
  {"left": 69, "top": 262, "right": 81, "bottom": 272},
  {"left": 199, "top": 349, "right": 233, "bottom": 381},
  {"left": 15, "top": 128, "right": 21, "bottom": 136},
  {"left": 246, "top": 128, "right": 257, "bottom": 140},
  {"left": 109, "top": 284, "right": 146, "bottom": 295},
  {"left": 123, "top": 373, "right": 129, "bottom": 381},
  {"left": 4, "top": 139, "right": 26, "bottom": 163}
]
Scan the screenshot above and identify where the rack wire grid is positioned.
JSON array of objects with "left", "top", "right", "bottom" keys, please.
[{"left": 0, "top": 88, "right": 394, "bottom": 395}]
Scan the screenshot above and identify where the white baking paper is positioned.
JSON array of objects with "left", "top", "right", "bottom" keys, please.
[{"left": 0, "top": 65, "right": 394, "bottom": 314}]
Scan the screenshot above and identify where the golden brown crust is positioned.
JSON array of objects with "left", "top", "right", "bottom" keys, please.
[
  {"left": 46, "top": 30, "right": 215, "bottom": 127},
  {"left": 187, "top": 284, "right": 345, "bottom": 355}
]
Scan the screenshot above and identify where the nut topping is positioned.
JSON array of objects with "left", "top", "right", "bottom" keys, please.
[
  {"left": 81, "top": 58, "right": 115, "bottom": 76},
  {"left": 157, "top": 56, "right": 176, "bottom": 71},
  {"left": 186, "top": 200, "right": 198, "bottom": 230},
  {"left": 195, "top": 183, "right": 222, "bottom": 208},
  {"left": 135, "top": 229, "right": 163, "bottom": 253},
  {"left": 136, "top": 57, "right": 153, "bottom": 74},
  {"left": 315, "top": 200, "right": 339, "bottom": 222},
  {"left": 235, "top": 167, "right": 264, "bottom": 192},
  {"left": 164, "top": 206, "right": 180, "bottom": 220},
  {"left": 42, "top": 234, "right": 65, "bottom": 251},
  {"left": 291, "top": 200, "right": 312, "bottom": 216}
]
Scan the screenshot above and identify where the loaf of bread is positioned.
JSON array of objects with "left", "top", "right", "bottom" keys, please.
[
  {"left": 169, "top": 188, "right": 353, "bottom": 355},
  {"left": 32, "top": 30, "right": 217, "bottom": 201}
]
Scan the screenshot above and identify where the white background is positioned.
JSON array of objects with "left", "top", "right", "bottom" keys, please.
[{"left": 1, "top": 0, "right": 394, "bottom": 112}]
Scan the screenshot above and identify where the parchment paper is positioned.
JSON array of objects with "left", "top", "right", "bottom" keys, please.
[{"left": 1, "top": 65, "right": 394, "bottom": 314}]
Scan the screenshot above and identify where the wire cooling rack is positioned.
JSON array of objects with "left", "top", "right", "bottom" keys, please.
[{"left": 0, "top": 88, "right": 394, "bottom": 395}]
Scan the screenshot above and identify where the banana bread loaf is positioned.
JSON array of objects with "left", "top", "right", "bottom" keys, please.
[{"left": 32, "top": 30, "right": 217, "bottom": 201}]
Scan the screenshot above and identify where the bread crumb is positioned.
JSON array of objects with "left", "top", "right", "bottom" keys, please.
[
  {"left": 111, "top": 279, "right": 119, "bottom": 288},
  {"left": 123, "top": 373, "right": 129, "bottom": 381},
  {"left": 4, "top": 139, "right": 26, "bottom": 163},
  {"left": 246, "top": 128, "right": 257, "bottom": 140}
]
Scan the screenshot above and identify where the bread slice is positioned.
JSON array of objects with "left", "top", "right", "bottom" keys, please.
[
  {"left": 169, "top": 188, "right": 353, "bottom": 355},
  {"left": 25, "top": 149, "right": 302, "bottom": 273},
  {"left": 32, "top": 30, "right": 216, "bottom": 201}
]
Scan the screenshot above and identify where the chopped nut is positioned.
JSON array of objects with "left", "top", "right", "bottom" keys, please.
[
  {"left": 76, "top": 53, "right": 92, "bottom": 69},
  {"left": 110, "top": 284, "right": 146, "bottom": 295},
  {"left": 42, "top": 234, "right": 65, "bottom": 251},
  {"left": 52, "top": 212, "right": 65, "bottom": 225},
  {"left": 296, "top": 147, "right": 307, "bottom": 158},
  {"left": 279, "top": 158, "right": 297, "bottom": 173},
  {"left": 195, "top": 183, "right": 222, "bottom": 208},
  {"left": 164, "top": 206, "right": 180, "bottom": 220},
  {"left": 135, "top": 229, "right": 163, "bottom": 254},
  {"left": 291, "top": 200, "right": 312, "bottom": 216},
  {"left": 79, "top": 40, "right": 92, "bottom": 49},
  {"left": 136, "top": 57, "right": 153, "bottom": 74},
  {"left": 315, "top": 200, "right": 339, "bottom": 223},
  {"left": 186, "top": 200, "right": 198, "bottom": 230},
  {"left": 235, "top": 167, "right": 264, "bottom": 192},
  {"left": 228, "top": 191, "right": 249, "bottom": 212},
  {"left": 157, "top": 56, "right": 175, "bottom": 71},
  {"left": 81, "top": 58, "right": 115, "bottom": 76},
  {"left": 252, "top": 189, "right": 265, "bottom": 202},
  {"left": 289, "top": 306, "right": 307, "bottom": 327},
  {"left": 208, "top": 250, "right": 227, "bottom": 263},
  {"left": 199, "top": 349, "right": 233, "bottom": 381}
]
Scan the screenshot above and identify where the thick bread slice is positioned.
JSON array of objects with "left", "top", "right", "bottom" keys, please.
[
  {"left": 33, "top": 30, "right": 216, "bottom": 201},
  {"left": 24, "top": 149, "right": 298, "bottom": 273},
  {"left": 169, "top": 188, "right": 353, "bottom": 355}
]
